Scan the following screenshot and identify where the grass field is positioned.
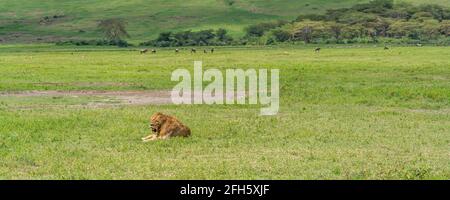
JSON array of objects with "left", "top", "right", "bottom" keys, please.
[
  {"left": 1, "top": 0, "right": 449, "bottom": 42},
  {"left": 0, "top": 45, "right": 449, "bottom": 179}
]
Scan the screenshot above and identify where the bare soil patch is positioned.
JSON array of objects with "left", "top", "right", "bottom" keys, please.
[
  {"left": 32, "top": 82, "right": 133, "bottom": 87},
  {"left": 0, "top": 90, "right": 173, "bottom": 106},
  {"left": 0, "top": 90, "right": 247, "bottom": 108}
]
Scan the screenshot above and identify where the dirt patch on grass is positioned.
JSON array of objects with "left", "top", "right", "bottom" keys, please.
[
  {"left": 32, "top": 82, "right": 134, "bottom": 87},
  {"left": 0, "top": 90, "right": 173, "bottom": 106},
  {"left": 0, "top": 90, "right": 247, "bottom": 109}
]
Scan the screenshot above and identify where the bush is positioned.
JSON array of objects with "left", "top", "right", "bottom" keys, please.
[
  {"left": 114, "top": 39, "right": 130, "bottom": 47},
  {"left": 140, "top": 28, "right": 234, "bottom": 47},
  {"left": 56, "top": 39, "right": 131, "bottom": 47},
  {"left": 244, "top": 20, "right": 287, "bottom": 37},
  {"left": 271, "top": 29, "right": 291, "bottom": 42}
]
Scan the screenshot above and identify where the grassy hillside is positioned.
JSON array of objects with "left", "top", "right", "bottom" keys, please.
[{"left": 0, "top": 0, "right": 449, "bottom": 43}]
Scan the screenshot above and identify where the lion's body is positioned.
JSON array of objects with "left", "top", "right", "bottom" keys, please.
[{"left": 142, "top": 112, "right": 191, "bottom": 142}]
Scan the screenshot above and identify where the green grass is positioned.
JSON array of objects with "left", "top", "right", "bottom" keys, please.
[
  {"left": 0, "top": 45, "right": 449, "bottom": 179},
  {"left": 1, "top": 0, "right": 449, "bottom": 43}
]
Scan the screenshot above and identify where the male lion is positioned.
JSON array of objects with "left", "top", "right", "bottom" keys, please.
[{"left": 141, "top": 112, "right": 191, "bottom": 142}]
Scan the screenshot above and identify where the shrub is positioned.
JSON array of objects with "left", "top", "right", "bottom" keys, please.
[
  {"left": 244, "top": 20, "right": 287, "bottom": 37},
  {"left": 56, "top": 39, "right": 131, "bottom": 47},
  {"left": 140, "top": 28, "right": 234, "bottom": 47},
  {"left": 271, "top": 29, "right": 291, "bottom": 42}
]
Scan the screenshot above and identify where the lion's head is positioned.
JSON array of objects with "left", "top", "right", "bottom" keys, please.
[{"left": 150, "top": 112, "right": 167, "bottom": 133}]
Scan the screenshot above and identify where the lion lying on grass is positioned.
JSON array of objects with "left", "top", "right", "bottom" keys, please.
[{"left": 142, "top": 112, "right": 191, "bottom": 142}]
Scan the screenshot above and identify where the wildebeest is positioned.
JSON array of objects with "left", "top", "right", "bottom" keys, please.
[
  {"left": 140, "top": 49, "right": 148, "bottom": 54},
  {"left": 314, "top": 47, "right": 321, "bottom": 52},
  {"left": 175, "top": 48, "right": 179, "bottom": 53},
  {"left": 151, "top": 49, "right": 156, "bottom": 53},
  {"left": 211, "top": 48, "right": 214, "bottom": 53},
  {"left": 191, "top": 48, "right": 196, "bottom": 53}
]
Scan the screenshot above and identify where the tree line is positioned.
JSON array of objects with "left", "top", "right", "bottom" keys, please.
[
  {"left": 245, "top": 0, "right": 450, "bottom": 45},
  {"left": 139, "top": 28, "right": 233, "bottom": 47}
]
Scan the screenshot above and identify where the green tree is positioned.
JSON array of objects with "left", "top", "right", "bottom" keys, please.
[
  {"left": 244, "top": 20, "right": 287, "bottom": 37},
  {"left": 328, "top": 22, "right": 344, "bottom": 40},
  {"left": 291, "top": 21, "right": 328, "bottom": 43},
  {"left": 388, "top": 20, "right": 423, "bottom": 39},
  {"left": 174, "top": 30, "right": 193, "bottom": 46},
  {"left": 419, "top": 4, "right": 450, "bottom": 21},
  {"left": 439, "top": 20, "right": 450, "bottom": 36},
  {"left": 421, "top": 19, "right": 441, "bottom": 39},
  {"left": 366, "top": 18, "right": 391, "bottom": 37},
  {"left": 271, "top": 28, "right": 291, "bottom": 42},
  {"left": 216, "top": 28, "right": 233, "bottom": 43},
  {"left": 194, "top": 29, "right": 216, "bottom": 45},
  {"left": 157, "top": 32, "right": 173, "bottom": 41}
]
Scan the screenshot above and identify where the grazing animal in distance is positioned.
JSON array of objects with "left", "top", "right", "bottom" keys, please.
[
  {"left": 416, "top": 43, "right": 422, "bottom": 47},
  {"left": 151, "top": 49, "right": 156, "bottom": 53},
  {"left": 314, "top": 47, "right": 321, "bottom": 52},
  {"left": 211, "top": 48, "right": 214, "bottom": 53},
  {"left": 191, "top": 48, "right": 196, "bottom": 53},
  {"left": 384, "top": 46, "right": 389, "bottom": 50},
  {"left": 142, "top": 112, "right": 191, "bottom": 142},
  {"left": 175, "top": 48, "right": 179, "bottom": 53},
  {"left": 204, "top": 49, "right": 208, "bottom": 54},
  {"left": 140, "top": 49, "right": 148, "bottom": 54}
]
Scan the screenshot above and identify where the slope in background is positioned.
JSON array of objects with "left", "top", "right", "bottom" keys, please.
[{"left": 0, "top": 0, "right": 448, "bottom": 43}]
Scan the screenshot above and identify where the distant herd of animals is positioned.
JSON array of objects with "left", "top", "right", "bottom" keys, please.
[
  {"left": 139, "top": 48, "right": 215, "bottom": 54},
  {"left": 139, "top": 45, "right": 423, "bottom": 54}
]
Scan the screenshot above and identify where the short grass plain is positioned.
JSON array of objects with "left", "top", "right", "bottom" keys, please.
[{"left": 0, "top": 44, "right": 449, "bottom": 179}]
